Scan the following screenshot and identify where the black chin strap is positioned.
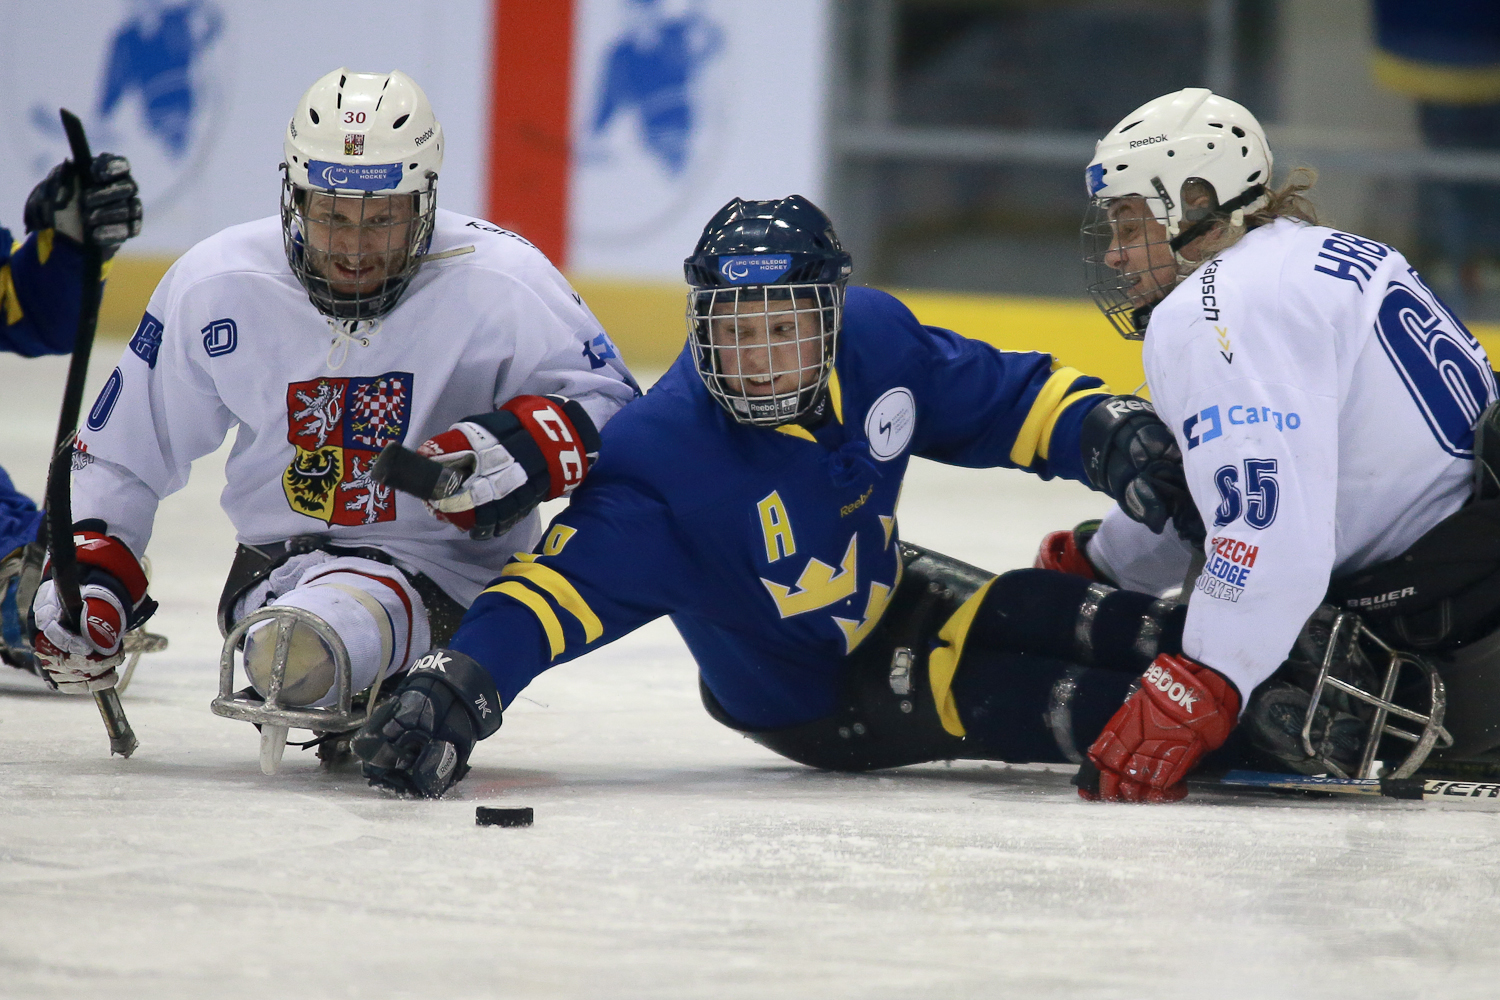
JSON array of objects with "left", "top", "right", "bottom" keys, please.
[{"left": 1168, "top": 183, "right": 1268, "bottom": 254}]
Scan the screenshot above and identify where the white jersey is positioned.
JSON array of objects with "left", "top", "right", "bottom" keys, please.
[
  {"left": 1092, "top": 218, "right": 1495, "bottom": 699},
  {"left": 74, "top": 209, "right": 639, "bottom": 606}
]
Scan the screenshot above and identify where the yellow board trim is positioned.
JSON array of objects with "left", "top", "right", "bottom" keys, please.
[
  {"left": 500, "top": 562, "right": 604, "bottom": 643},
  {"left": 1009, "top": 367, "right": 1089, "bottom": 469},
  {"left": 1, "top": 265, "right": 20, "bottom": 326},
  {"left": 1036, "top": 387, "right": 1113, "bottom": 461},
  {"left": 926, "top": 576, "right": 998, "bottom": 738},
  {"left": 483, "top": 580, "right": 566, "bottom": 659},
  {"left": 1371, "top": 50, "right": 1500, "bottom": 104}
]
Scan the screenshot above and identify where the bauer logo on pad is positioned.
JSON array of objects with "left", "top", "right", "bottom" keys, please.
[
  {"left": 308, "top": 160, "right": 403, "bottom": 191},
  {"left": 718, "top": 255, "right": 792, "bottom": 284}
]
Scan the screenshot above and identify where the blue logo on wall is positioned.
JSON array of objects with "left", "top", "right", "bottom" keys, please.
[
  {"left": 589, "top": 0, "right": 724, "bottom": 176},
  {"left": 719, "top": 255, "right": 792, "bottom": 285},
  {"left": 87, "top": 368, "right": 124, "bottom": 431},
  {"left": 129, "top": 311, "right": 165, "bottom": 369},
  {"left": 202, "top": 318, "right": 237, "bottom": 357},
  {"left": 25, "top": 2, "right": 225, "bottom": 218},
  {"left": 308, "top": 160, "right": 405, "bottom": 192}
]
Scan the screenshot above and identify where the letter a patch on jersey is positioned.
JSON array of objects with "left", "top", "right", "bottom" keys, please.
[{"left": 282, "top": 371, "right": 413, "bottom": 526}]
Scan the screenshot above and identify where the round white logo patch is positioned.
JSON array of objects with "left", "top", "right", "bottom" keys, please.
[{"left": 865, "top": 387, "right": 916, "bottom": 461}]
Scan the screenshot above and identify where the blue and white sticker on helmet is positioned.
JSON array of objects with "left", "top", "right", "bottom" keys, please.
[
  {"left": 1086, "top": 163, "right": 1107, "bottom": 196},
  {"left": 308, "top": 160, "right": 404, "bottom": 192},
  {"left": 718, "top": 255, "right": 793, "bottom": 285}
]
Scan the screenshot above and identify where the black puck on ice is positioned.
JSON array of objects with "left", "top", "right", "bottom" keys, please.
[{"left": 476, "top": 806, "right": 533, "bottom": 828}]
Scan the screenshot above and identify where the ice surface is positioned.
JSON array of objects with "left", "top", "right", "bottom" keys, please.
[{"left": 4, "top": 353, "right": 1500, "bottom": 999}]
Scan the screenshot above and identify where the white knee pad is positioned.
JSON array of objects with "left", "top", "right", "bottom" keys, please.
[{"left": 241, "top": 555, "right": 429, "bottom": 709}]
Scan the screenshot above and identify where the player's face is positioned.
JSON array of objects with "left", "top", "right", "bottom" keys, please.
[
  {"left": 709, "top": 293, "right": 825, "bottom": 397},
  {"left": 300, "top": 192, "right": 415, "bottom": 296},
  {"left": 1102, "top": 197, "right": 1179, "bottom": 308}
]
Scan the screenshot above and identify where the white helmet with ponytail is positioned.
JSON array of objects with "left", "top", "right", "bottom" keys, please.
[{"left": 1083, "top": 88, "right": 1273, "bottom": 339}]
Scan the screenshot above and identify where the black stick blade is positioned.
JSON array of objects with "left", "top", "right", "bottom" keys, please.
[{"left": 372, "top": 443, "right": 465, "bottom": 501}]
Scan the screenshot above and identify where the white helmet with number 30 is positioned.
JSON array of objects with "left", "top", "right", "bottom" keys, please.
[
  {"left": 281, "top": 68, "right": 444, "bottom": 321},
  {"left": 1083, "top": 88, "right": 1273, "bottom": 339}
]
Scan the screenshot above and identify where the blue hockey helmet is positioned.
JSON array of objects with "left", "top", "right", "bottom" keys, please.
[{"left": 684, "top": 196, "right": 853, "bottom": 426}]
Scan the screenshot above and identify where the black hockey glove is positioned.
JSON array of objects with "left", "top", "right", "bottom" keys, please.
[
  {"left": 24, "top": 153, "right": 143, "bottom": 259},
  {"left": 1080, "top": 395, "right": 1206, "bottom": 547},
  {"left": 351, "top": 648, "right": 503, "bottom": 798}
]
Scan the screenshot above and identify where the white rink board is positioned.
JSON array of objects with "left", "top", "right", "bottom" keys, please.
[
  {"left": 0, "top": 0, "right": 494, "bottom": 253},
  {"left": 567, "top": 0, "right": 830, "bottom": 280},
  {"left": 4, "top": 353, "right": 1500, "bottom": 999}
]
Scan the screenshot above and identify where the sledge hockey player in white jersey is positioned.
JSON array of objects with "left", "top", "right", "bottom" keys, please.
[
  {"left": 28, "top": 69, "right": 638, "bottom": 747},
  {"left": 1041, "top": 87, "right": 1500, "bottom": 802}
]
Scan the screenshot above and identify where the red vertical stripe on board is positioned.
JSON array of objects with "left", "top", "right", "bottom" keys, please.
[{"left": 487, "top": 0, "right": 573, "bottom": 266}]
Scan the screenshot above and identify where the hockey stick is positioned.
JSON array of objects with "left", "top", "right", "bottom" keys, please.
[
  {"left": 1212, "top": 769, "right": 1500, "bottom": 807},
  {"left": 371, "top": 442, "right": 465, "bottom": 501},
  {"left": 43, "top": 109, "right": 136, "bottom": 758}
]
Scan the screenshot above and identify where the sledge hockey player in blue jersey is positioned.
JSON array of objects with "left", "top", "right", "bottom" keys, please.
[
  {"left": 352, "top": 195, "right": 1210, "bottom": 798},
  {"left": 1, "top": 153, "right": 143, "bottom": 670}
]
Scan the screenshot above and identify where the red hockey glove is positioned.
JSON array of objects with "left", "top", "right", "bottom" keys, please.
[
  {"left": 31, "top": 527, "right": 156, "bottom": 693},
  {"left": 1078, "top": 653, "right": 1240, "bottom": 803},
  {"left": 1034, "top": 520, "right": 1100, "bottom": 579},
  {"left": 416, "top": 395, "right": 601, "bottom": 540}
]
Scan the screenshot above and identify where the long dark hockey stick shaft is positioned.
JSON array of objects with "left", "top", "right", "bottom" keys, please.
[{"left": 48, "top": 109, "right": 136, "bottom": 758}]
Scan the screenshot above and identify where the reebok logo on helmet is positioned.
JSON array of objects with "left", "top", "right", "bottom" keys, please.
[{"left": 1129, "top": 134, "right": 1169, "bottom": 149}]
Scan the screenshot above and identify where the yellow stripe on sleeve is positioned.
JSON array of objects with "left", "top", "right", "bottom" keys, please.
[
  {"left": 482, "top": 580, "right": 566, "bottom": 659},
  {"left": 1009, "top": 367, "right": 1090, "bottom": 468},
  {"left": 35, "top": 229, "right": 53, "bottom": 266},
  {"left": 0, "top": 265, "right": 21, "bottom": 326},
  {"left": 1036, "top": 387, "right": 1113, "bottom": 460},
  {"left": 827, "top": 369, "right": 844, "bottom": 424},
  {"left": 500, "top": 561, "right": 604, "bottom": 642},
  {"left": 925, "top": 576, "right": 998, "bottom": 738}
]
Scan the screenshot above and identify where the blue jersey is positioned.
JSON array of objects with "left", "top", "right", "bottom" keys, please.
[
  {"left": 450, "top": 287, "right": 1113, "bottom": 728},
  {"left": 1, "top": 223, "right": 94, "bottom": 557},
  {"left": 1, "top": 225, "right": 91, "bottom": 358}
]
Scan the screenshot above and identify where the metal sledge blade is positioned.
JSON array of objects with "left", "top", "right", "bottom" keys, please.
[{"left": 372, "top": 443, "right": 464, "bottom": 501}]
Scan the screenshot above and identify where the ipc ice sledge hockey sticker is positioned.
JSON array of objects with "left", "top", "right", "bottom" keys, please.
[
  {"left": 282, "top": 372, "right": 412, "bottom": 526},
  {"left": 865, "top": 387, "right": 916, "bottom": 461},
  {"left": 718, "top": 255, "right": 792, "bottom": 284},
  {"left": 307, "top": 160, "right": 404, "bottom": 192}
]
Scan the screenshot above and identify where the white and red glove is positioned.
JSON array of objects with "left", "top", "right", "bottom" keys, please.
[
  {"left": 1034, "top": 520, "right": 1101, "bottom": 579},
  {"left": 1077, "top": 653, "right": 1240, "bottom": 803},
  {"left": 31, "top": 526, "right": 156, "bottom": 694},
  {"left": 416, "top": 394, "right": 601, "bottom": 540}
]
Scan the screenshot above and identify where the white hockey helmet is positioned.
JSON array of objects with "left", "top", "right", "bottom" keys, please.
[
  {"left": 1082, "top": 88, "right": 1273, "bottom": 339},
  {"left": 281, "top": 68, "right": 444, "bottom": 321}
]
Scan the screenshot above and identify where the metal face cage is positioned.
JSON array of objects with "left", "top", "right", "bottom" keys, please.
[
  {"left": 1302, "top": 611, "right": 1452, "bottom": 779},
  {"left": 1081, "top": 195, "right": 1184, "bottom": 340},
  {"left": 280, "top": 166, "right": 437, "bottom": 322},
  {"left": 687, "top": 283, "right": 842, "bottom": 427}
]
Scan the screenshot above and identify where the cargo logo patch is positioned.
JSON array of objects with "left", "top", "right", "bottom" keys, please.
[{"left": 282, "top": 371, "right": 412, "bottom": 526}]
